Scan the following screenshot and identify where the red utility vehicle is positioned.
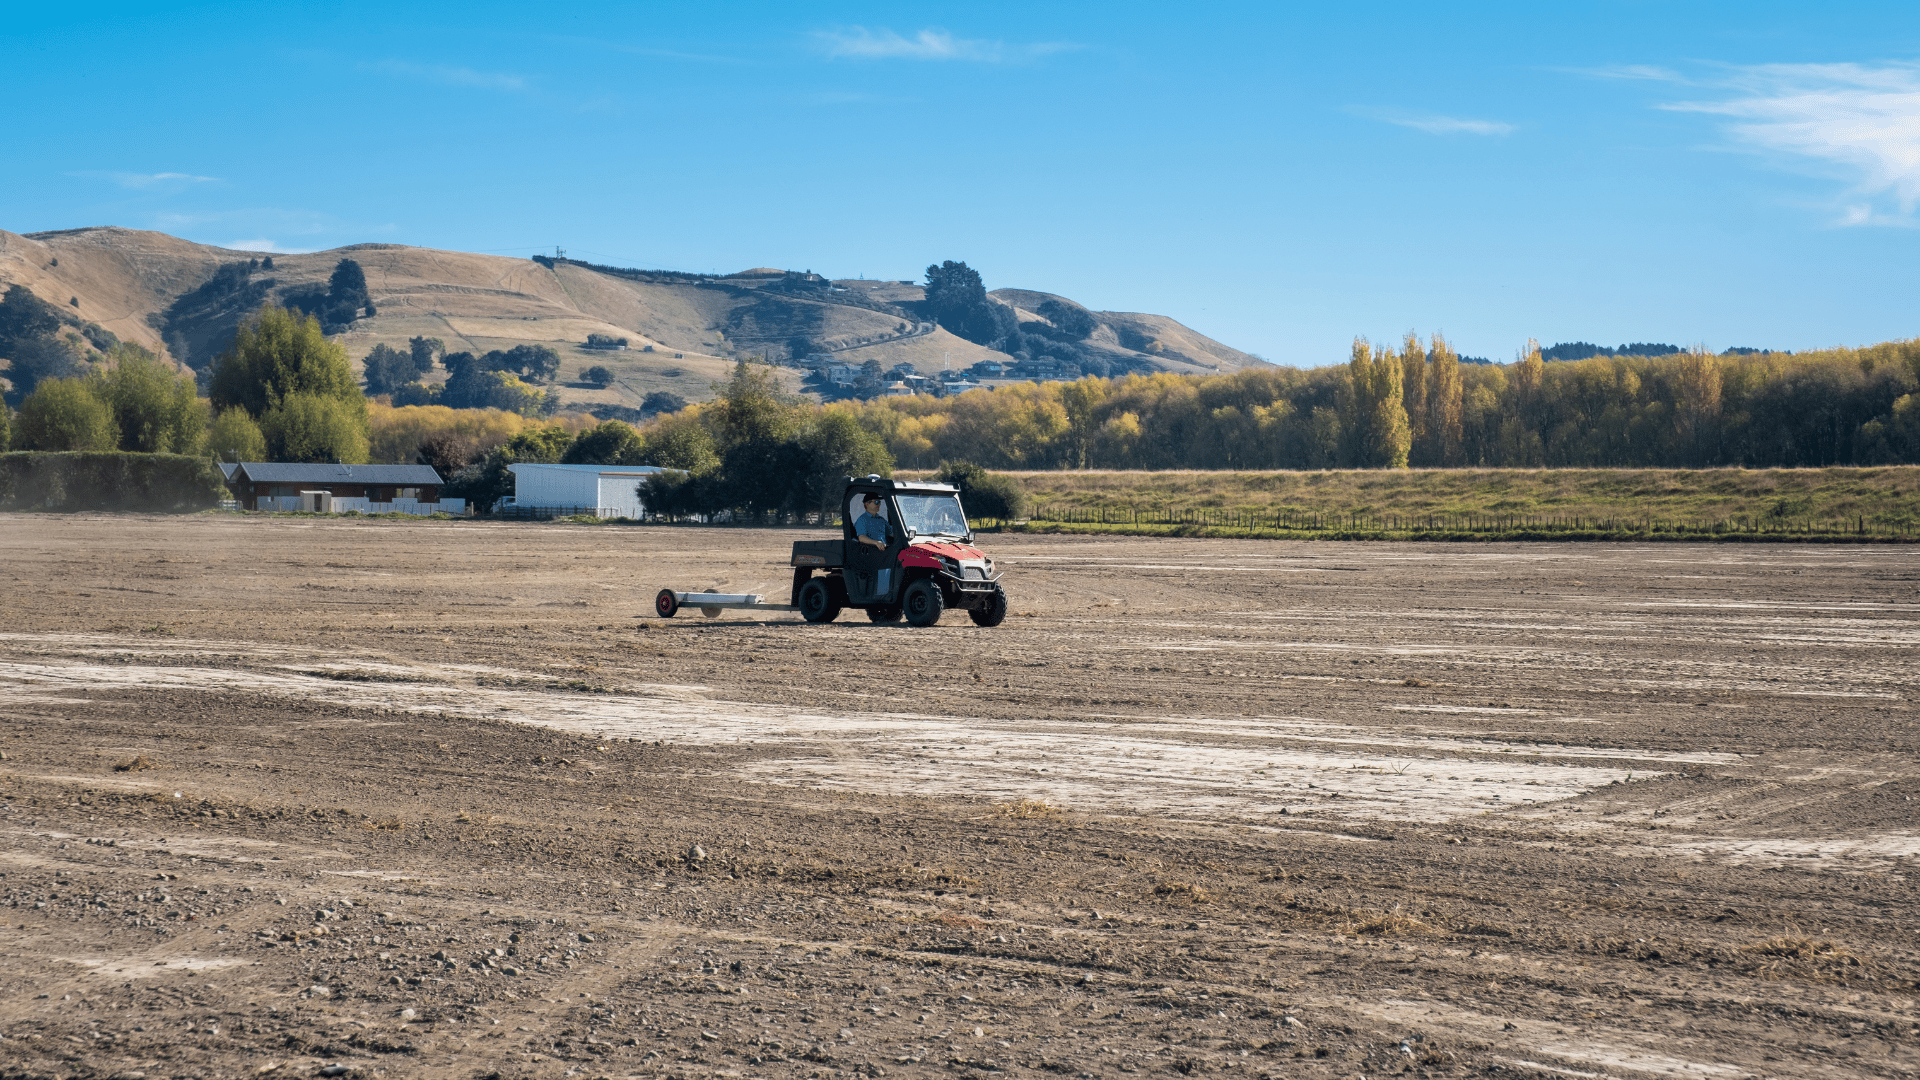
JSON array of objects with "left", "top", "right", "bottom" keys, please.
[
  {"left": 652, "top": 476, "right": 1008, "bottom": 627},
  {"left": 788, "top": 476, "right": 1007, "bottom": 627}
]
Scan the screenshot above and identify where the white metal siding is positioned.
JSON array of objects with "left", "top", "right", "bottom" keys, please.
[
  {"left": 597, "top": 475, "right": 647, "bottom": 518},
  {"left": 512, "top": 467, "right": 599, "bottom": 510},
  {"left": 507, "top": 464, "right": 662, "bottom": 517}
]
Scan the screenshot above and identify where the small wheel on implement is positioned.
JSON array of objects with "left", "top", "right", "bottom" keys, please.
[
  {"left": 655, "top": 589, "right": 680, "bottom": 618},
  {"left": 968, "top": 585, "right": 1008, "bottom": 627},
  {"left": 867, "top": 605, "right": 903, "bottom": 623},
  {"left": 903, "top": 578, "right": 944, "bottom": 627},
  {"left": 799, "top": 578, "right": 841, "bottom": 624}
]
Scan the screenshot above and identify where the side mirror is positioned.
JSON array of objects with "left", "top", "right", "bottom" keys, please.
[{"left": 905, "top": 526, "right": 918, "bottom": 538}]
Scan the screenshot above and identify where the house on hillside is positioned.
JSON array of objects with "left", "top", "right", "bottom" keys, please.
[
  {"left": 970, "top": 360, "right": 1007, "bottom": 378},
  {"left": 500, "top": 463, "right": 667, "bottom": 519},
  {"left": 227, "top": 463, "right": 455, "bottom": 514},
  {"left": 1011, "top": 356, "right": 1080, "bottom": 382}
]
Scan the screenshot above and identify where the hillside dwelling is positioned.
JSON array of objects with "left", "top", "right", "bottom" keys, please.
[
  {"left": 825, "top": 363, "right": 860, "bottom": 385},
  {"left": 882, "top": 381, "right": 915, "bottom": 397},
  {"left": 502, "top": 463, "right": 666, "bottom": 519},
  {"left": 227, "top": 463, "right": 458, "bottom": 514},
  {"left": 971, "top": 360, "right": 1008, "bottom": 378},
  {"left": 887, "top": 362, "right": 917, "bottom": 378}
]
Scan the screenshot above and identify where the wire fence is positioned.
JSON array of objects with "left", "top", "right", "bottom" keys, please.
[{"left": 1023, "top": 504, "right": 1919, "bottom": 539}]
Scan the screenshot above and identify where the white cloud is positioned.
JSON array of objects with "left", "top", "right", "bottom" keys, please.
[
  {"left": 371, "top": 60, "right": 527, "bottom": 91},
  {"left": 225, "top": 238, "right": 313, "bottom": 254},
  {"left": 1574, "top": 64, "right": 1688, "bottom": 84},
  {"left": 1662, "top": 62, "right": 1920, "bottom": 224},
  {"left": 1353, "top": 108, "right": 1514, "bottom": 137},
  {"left": 813, "top": 26, "right": 1074, "bottom": 63},
  {"left": 81, "top": 171, "right": 220, "bottom": 189}
]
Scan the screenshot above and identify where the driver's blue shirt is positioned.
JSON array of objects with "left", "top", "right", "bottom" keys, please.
[{"left": 856, "top": 511, "right": 888, "bottom": 544}]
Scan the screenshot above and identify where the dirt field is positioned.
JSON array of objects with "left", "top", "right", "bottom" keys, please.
[{"left": 1, "top": 517, "right": 1916, "bottom": 1080}]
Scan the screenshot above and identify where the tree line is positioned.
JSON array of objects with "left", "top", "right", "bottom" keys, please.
[{"left": 805, "top": 335, "right": 1920, "bottom": 471}]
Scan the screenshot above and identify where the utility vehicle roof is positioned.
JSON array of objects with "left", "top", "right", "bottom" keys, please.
[{"left": 843, "top": 476, "right": 959, "bottom": 495}]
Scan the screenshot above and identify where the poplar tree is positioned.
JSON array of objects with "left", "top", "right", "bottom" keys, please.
[
  {"left": 1401, "top": 331, "right": 1428, "bottom": 463},
  {"left": 1676, "top": 348, "right": 1723, "bottom": 466},
  {"left": 1346, "top": 338, "right": 1412, "bottom": 468},
  {"left": 1426, "top": 332, "right": 1465, "bottom": 466}
]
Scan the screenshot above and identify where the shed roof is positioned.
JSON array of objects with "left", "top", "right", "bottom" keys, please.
[
  {"left": 232, "top": 463, "right": 443, "bottom": 485},
  {"left": 507, "top": 463, "right": 667, "bottom": 476}
]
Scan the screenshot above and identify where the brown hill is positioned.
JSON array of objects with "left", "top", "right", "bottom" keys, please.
[{"left": 0, "top": 227, "right": 1265, "bottom": 411}]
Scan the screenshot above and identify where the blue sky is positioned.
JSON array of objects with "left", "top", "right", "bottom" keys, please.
[{"left": 7, "top": 2, "right": 1920, "bottom": 365}]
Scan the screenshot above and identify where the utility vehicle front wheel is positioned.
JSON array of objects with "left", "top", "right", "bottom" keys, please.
[
  {"left": 968, "top": 585, "right": 1008, "bottom": 627},
  {"left": 903, "top": 579, "right": 944, "bottom": 627},
  {"left": 799, "top": 578, "right": 841, "bottom": 624}
]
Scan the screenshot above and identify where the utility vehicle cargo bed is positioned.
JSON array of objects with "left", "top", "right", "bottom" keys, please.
[{"left": 790, "top": 539, "right": 844, "bottom": 568}]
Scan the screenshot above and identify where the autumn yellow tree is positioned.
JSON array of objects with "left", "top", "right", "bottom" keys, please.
[
  {"left": 1400, "top": 331, "right": 1428, "bottom": 458},
  {"left": 1675, "top": 347, "right": 1723, "bottom": 466},
  {"left": 1346, "top": 338, "right": 1412, "bottom": 468},
  {"left": 1426, "top": 332, "right": 1464, "bottom": 465}
]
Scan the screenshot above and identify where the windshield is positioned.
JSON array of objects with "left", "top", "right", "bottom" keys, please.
[{"left": 894, "top": 494, "right": 970, "bottom": 539}]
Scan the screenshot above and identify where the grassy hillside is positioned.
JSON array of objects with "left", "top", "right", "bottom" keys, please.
[
  {"left": 0, "top": 227, "right": 1262, "bottom": 412},
  {"left": 903, "top": 466, "right": 1920, "bottom": 535}
]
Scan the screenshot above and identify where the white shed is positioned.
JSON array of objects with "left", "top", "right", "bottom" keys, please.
[{"left": 504, "top": 463, "right": 667, "bottom": 518}]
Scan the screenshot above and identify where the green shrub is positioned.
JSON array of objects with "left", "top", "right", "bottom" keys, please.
[
  {"left": 936, "top": 460, "right": 1028, "bottom": 520},
  {"left": 0, "top": 451, "right": 226, "bottom": 512},
  {"left": 15, "top": 378, "right": 118, "bottom": 450}
]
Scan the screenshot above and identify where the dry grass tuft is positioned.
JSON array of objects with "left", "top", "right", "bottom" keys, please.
[
  {"left": 114, "top": 755, "right": 155, "bottom": 773},
  {"left": 993, "top": 798, "right": 1059, "bottom": 819},
  {"left": 1744, "top": 935, "right": 1861, "bottom": 963},
  {"left": 1152, "top": 881, "right": 1213, "bottom": 903},
  {"left": 363, "top": 817, "right": 404, "bottom": 831},
  {"left": 1346, "top": 911, "right": 1439, "bottom": 937}
]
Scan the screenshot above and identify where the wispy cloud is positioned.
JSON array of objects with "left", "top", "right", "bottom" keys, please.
[
  {"left": 73, "top": 171, "right": 222, "bottom": 190},
  {"left": 1662, "top": 62, "right": 1920, "bottom": 225},
  {"left": 1573, "top": 64, "right": 1689, "bottom": 84},
  {"left": 369, "top": 59, "right": 527, "bottom": 91},
  {"left": 225, "top": 238, "right": 314, "bottom": 254},
  {"left": 1353, "top": 107, "right": 1515, "bottom": 137},
  {"left": 813, "top": 26, "right": 1076, "bottom": 63}
]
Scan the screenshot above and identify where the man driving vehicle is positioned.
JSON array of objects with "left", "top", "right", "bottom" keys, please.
[
  {"left": 853, "top": 493, "right": 892, "bottom": 597},
  {"left": 856, "top": 493, "right": 888, "bottom": 549}
]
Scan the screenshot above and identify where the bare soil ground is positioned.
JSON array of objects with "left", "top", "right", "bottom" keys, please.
[{"left": 1, "top": 517, "right": 1916, "bottom": 1080}]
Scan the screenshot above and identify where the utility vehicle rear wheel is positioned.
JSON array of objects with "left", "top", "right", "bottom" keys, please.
[
  {"left": 799, "top": 578, "right": 841, "bottom": 623},
  {"left": 867, "top": 606, "right": 903, "bottom": 623},
  {"left": 903, "top": 579, "right": 944, "bottom": 627},
  {"left": 968, "top": 585, "right": 1008, "bottom": 627}
]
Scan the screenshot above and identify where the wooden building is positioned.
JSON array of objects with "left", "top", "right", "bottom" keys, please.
[{"left": 227, "top": 463, "right": 447, "bottom": 513}]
